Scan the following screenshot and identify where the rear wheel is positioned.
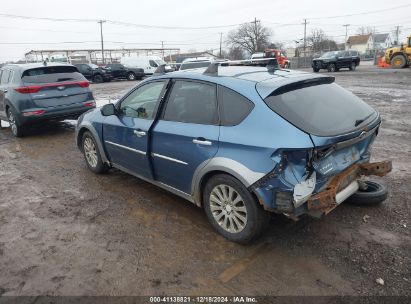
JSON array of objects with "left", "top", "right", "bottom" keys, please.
[
  {"left": 7, "top": 107, "right": 24, "bottom": 137},
  {"left": 127, "top": 72, "right": 136, "bottom": 81},
  {"left": 82, "top": 131, "right": 109, "bottom": 174},
  {"left": 203, "top": 174, "right": 270, "bottom": 244},
  {"left": 391, "top": 55, "right": 406, "bottom": 69},
  {"left": 345, "top": 180, "right": 388, "bottom": 206},
  {"left": 313, "top": 68, "right": 320, "bottom": 72},
  {"left": 93, "top": 74, "right": 104, "bottom": 83},
  {"left": 349, "top": 62, "right": 356, "bottom": 71},
  {"left": 328, "top": 63, "right": 336, "bottom": 72}
]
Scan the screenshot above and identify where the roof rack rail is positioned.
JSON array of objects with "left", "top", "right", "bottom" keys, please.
[
  {"left": 153, "top": 64, "right": 168, "bottom": 76},
  {"left": 203, "top": 58, "right": 279, "bottom": 75}
]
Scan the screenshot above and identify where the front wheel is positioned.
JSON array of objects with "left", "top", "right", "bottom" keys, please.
[
  {"left": 127, "top": 72, "right": 136, "bottom": 81},
  {"left": 82, "top": 131, "right": 109, "bottom": 174},
  {"left": 349, "top": 62, "right": 356, "bottom": 71},
  {"left": 7, "top": 107, "right": 24, "bottom": 137},
  {"left": 391, "top": 55, "right": 406, "bottom": 69},
  {"left": 313, "top": 68, "right": 320, "bottom": 72},
  {"left": 93, "top": 74, "right": 104, "bottom": 83},
  {"left": 328, "top": 63, "right": 336, "bottom": 72},
  {"left": 203, "top": 174, "right": 270, "bottom": 244}
]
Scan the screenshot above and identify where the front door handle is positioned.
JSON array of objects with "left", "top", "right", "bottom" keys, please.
[
  {"left": 193, "top": 137, "right": 212, "bottom": 146},
  {"left": 133, "top": 129, "right": 146, "bottom": 137}
]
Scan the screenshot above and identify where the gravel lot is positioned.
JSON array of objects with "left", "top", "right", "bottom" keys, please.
[{"left": 0, "top": 65, "right": 410, "bottom": 296}]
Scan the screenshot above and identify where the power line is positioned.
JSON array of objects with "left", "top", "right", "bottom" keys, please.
[{"left": 308, "top": 4, "right": 411, "bottom": 20}]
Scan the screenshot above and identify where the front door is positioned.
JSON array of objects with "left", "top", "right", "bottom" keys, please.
[
  {"left": 103, "top": 80, "right": 168, "bottom": 179},
  {"left": 151, "top": 80, "right": 220, "bottom": 194}
]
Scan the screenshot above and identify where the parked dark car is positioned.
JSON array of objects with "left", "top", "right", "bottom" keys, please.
[
  {"left": 105, "top": 63, "right": 145, "bottom": 81},
  {"left": 312, "top": 51, "right": 360, "bottom": 72},
  {"left": 76, "top": 63, "right": 391, "bottom": 243},
  {"left": 0, "top": 63, "right": 95, "bottom": 137},
  {"left": 74, "top": 63, "right": 112, "bottom": 83}
]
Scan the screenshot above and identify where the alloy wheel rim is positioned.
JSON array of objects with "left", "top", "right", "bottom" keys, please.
[
  {"left": 210, "top": 184, "right": 247, "bottom": 233},
  {"left": 7, "top": 110, "right": 17, "bottom": 135},
  {"left": 129, "top": 74, "right": 135, "bottom": 80},
  {"left": 83, "top": 137, "right": 98, "bottom": 168}
]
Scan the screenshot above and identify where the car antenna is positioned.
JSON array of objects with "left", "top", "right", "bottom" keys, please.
[
  {"left": 203, "top": 58, "right": 281, "bottom": 75},
  {"left": 153, "top": 64, "right": 167, "bottom": 76}
]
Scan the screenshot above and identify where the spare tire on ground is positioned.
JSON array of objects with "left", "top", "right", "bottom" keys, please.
[{"left": 345, "top": 180, "right": 388, "bottom": 206}]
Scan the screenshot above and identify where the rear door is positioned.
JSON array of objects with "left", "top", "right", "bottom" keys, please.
[
  {"left": 102, "top": 80, "right": 168, "bottom": 179},
  {"left": 151, "top": 80, "right": 220, "bottom": 194},
  {"left": 21, "top": 66, "right": 91, "bottom": 108}
]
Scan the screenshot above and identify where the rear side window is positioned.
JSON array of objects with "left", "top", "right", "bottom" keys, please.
[
  {"left": 163, "top": 80, "right": 218, "bottom": 125},
  {"left": 1, "top": 70, "right": 10, "bottom": 84},
  {"left": 264, "top": 83, "right": 376, "bottom": 136},
  {"left": 218, "top": 86, "right": 253, "bottom": 126},
  {"left": 22, "top": 66, "right": 84, "bottom": 83}
]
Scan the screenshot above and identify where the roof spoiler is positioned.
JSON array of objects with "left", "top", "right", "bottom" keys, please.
[
  {"left": 204, "top": 58, "right": 280, "bottom": 75},
  {"left": 153, "top": 64, "right": 168, "bottom": 76}
]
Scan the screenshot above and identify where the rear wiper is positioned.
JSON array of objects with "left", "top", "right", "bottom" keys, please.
[{"left": 355, "top": 113, "right": 374, "bottom": 127}]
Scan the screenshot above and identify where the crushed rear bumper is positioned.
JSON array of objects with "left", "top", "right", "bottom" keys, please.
[{"left": 307, "top": 160, "right": 392, "bottom": 215}]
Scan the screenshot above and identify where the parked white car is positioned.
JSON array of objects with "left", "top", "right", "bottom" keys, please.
[{"left": 120, "top": 56, "right": 172, "bottom": 75}]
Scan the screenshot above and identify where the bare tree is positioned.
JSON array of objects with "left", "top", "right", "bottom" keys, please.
[
  {"left": 266, "top": 42, "right": 284, "bottom": 50},
  {"left": 227, "top": 21, "right": 272, "bottom": 55},
  {"left": 308, "top": 29, "right": 338, "bottom": 53},
  {"left": 356, "top": 26, "right": 375, "bottom": 35},
  {"left": 228, "top": 47, "right": 245, "bottom": 60}
]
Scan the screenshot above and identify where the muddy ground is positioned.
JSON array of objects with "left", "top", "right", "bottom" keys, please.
[{"left": 0, "top": 65, "right": 410, "bottom": 297}]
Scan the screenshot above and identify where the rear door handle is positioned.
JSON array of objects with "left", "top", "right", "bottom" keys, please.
[
  {"left": 133, "top": 129, "right": 146, "bottom": 137},
  {"left": 193, "top": 137, "right": 212, "bottom": 146}
]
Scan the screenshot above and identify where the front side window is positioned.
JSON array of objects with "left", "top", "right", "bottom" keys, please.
[
  {"left": 163, "top": 80, "right": 217, "bottom": 125},
  {"left": 218, "top": 86, "right": 253, "bottom": 126},
  {"left": 119, "top": 81, "right": 166, "bottom": 119},
  {"left": 149, "top": 60, "right": 158, "bottom": 68}
]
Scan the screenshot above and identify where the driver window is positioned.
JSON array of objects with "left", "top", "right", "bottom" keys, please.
[
  {"left": 149, "top": 60, "right": 158, "bottom": 68},
  {"left": 119, "top": 81, "right": 166, "bottom": 119}
]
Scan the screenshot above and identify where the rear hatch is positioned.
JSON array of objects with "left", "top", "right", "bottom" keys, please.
[
  {"left": 258, "top": 76, "right": 379, "bottom": 179},
  {"left": 21, "top": 65, "right": 92, "bottom": 108}
]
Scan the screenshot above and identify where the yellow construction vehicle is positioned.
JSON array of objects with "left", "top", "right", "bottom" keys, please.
[{"left": 385, "top": 35, "right": 411, "bottom": 68}]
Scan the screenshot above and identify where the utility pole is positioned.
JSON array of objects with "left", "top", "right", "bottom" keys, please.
[
  {"left": 395, "top": 26, "right": 401, "bottom": 45},
  {"left": 98, "top": 20, "right": 106, "bottom": 64},
  {"left": 302, "top": 19, "right": 308, "bottom": 57},
  {"left": 343, "top": 24, "right": 350, "bottom": 50},
  {"left": 219, "top": 33, "right": 223, "bottom": 58},
  {"left": 161, "top": 41, "right": 164, "bottom": 59},
  {"left": 253, "top": 17, "right": 259, "bottom": 52}
]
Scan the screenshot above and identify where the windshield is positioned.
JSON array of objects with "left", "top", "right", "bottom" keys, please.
[
  {"left": 320, "top": 51, "right": 339, "bottom": 59},
  {"left": 264, "top": 83, "right": 376, "bottom": 136}
]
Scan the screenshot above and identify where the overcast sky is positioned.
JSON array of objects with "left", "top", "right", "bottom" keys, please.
[{"left": 0, "top": 0, "right": 410, "bottom": 62}]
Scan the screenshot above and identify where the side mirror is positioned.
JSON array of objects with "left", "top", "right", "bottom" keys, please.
[{"left": 101, "top": 103, "right": 116, "bottom": 116}]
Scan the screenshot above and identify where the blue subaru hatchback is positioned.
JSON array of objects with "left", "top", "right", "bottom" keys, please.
[{"left": 76, "top": 63, "right": 391, "bottom": 243}]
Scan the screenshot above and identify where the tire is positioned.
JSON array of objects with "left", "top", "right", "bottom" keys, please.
[
  {"left": 391, "top": 55, "right": 406, "bottom": 69},
  {"left": 203, "top": 174, "right": 270, "bottom": 244},
  {"left": 345, "top": 181, "right": 388, "bottom": 206},
  {"left": 93, "top": 74, "right": 104, "bottom": 83},
  {"left": 7, "top": 107, "right": 24, "bottom": 137},
  {"left": 349, "top": 62, "right": 356, "bottom": 71},
  {"left": 82, "top": 131, "right": 109, "bottom": 174},
  {"left": 328, "top": 63, "right": 336, "bottom": 72},
  {"left": 313, "top": 68, "right": 319, "bottom": 73},
  {"left": 127, "top": 72, "right": 136, "bottom": 81}
]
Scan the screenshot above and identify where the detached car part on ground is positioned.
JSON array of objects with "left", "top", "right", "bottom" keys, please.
[
  {"left": 76, "top": 63, "right": 391, "bottom": 243},
  {"left": 0, "top": 63, "right": 95, "bottom": 137}
]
